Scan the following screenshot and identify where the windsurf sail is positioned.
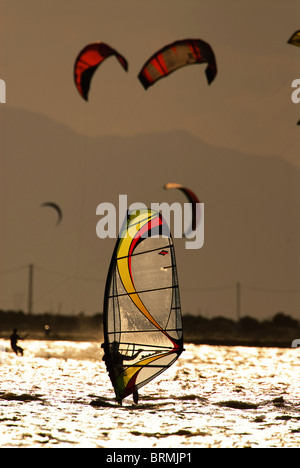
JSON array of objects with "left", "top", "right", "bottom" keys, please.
[{"left": 102, "top": 208, "right": 183, "bottom": 404}]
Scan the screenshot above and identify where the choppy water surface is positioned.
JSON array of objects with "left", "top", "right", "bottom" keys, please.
[{"left": 0, "top": 340, "right": 299, "bottom": 448}]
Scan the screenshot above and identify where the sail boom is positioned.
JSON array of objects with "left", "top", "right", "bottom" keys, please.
[
  {"left": 108, "top": 284, "right": 176, "bottom": 299},
  {"left": 106, "top": 328, "right": 182, "bottom": 335}
]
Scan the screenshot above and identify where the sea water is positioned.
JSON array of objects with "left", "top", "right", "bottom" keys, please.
[{"left": 0, "top": 340, "right": 299, "bottom": 448}]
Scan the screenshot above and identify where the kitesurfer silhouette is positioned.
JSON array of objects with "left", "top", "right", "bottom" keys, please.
[
  {"left": 101, "top": 341, "right": 143, "bottom": 404},
  {"left": 10, "top": 329, "right": 24, "bottom": 356}
]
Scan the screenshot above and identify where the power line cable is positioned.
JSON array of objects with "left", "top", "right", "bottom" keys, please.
[
  {"left": 35, "top": 265, "right": 105, "bottom": 283},
  {"left": 0, "top": 264, "right": 28, "bottom": 276}
]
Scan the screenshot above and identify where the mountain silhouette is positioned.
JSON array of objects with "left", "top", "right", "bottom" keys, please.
[{"left": 1, "top": 106, "right": 300, "bottom": 319}]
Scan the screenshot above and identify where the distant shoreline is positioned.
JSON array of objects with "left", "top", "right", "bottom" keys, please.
[
  {"left": 184, "top": 338, "right": 295, "bottom": 349},
  {"left": 0, "top": 333, "right": 296, "bottom": 350},
  {"left": 0, "top": 310, "right": 299, "bottom": 349}
]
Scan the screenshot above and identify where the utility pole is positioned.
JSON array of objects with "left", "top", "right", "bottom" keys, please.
[
  {"left": 236, "top": 281, "right": 241, "bottom": 322},
  {"left": 28, "top": 263, "right": 34, "bottom": 314}
]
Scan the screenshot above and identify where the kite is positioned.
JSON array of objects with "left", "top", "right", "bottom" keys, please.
[
  {"left": 40, "top": 202, "right": 62, "bottom": 226},
  {"left": 74, "top": 42, "right": 128, "bottom": 100},
  {"left": 138, "top": 38, "right": 217, "bottom": 90},
  {"left": 288, "top": 30, "right": 300, "bottom": 47},
  {"left": 164, "top": 183, "right": 201, "bottom": 232}
]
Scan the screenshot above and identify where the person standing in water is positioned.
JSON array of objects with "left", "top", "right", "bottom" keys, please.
[
  {"left": 10, "top": 329, "right": 24, "bottom": 356},
  {"left": 102, "top": 341, "right": 142, "bottom": 404}
]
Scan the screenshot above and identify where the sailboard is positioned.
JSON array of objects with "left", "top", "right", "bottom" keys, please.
[{"left": 102, "top": 208, "right": 184, "bottom": 404}]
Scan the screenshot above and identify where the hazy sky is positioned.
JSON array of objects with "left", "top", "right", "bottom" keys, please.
[
  {"left": 1, "top": 1, "right": 300, "bottom": 319},
  {"left": 1, "top": 0, "right": 299, "bottom": 163}
]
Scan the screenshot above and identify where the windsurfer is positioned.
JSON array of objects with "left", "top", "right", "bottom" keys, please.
[{"left": 101, "top": 341, "right": 143, "bottom": 404}]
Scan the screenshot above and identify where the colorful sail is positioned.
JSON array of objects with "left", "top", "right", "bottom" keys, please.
[
  {"left": 102, "top": 209, "right": 183, "bottom": 404},
  {"left": 164, "top": 183, "right": 201, "bottom": 233},
  {"left": 74, "top": 42, "right": 128, "bottom": 101},
  {"left": 138, "top": 38, "right": 217, "bottom": 90},
  {"left": 288, "top": 30, "right": 300, "bottom": 47}
]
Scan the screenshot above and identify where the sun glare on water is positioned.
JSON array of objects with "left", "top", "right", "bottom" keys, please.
[{"left": 0, "top": 340, "right": 299, "bottom": 448}]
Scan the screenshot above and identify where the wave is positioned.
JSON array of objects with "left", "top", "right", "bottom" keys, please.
[
  {"left": 140, "top": 393, "right": 207, "bottom": 403},
  {"left": 130, "top": 429, "right": 207, "bottom": 439},
  {"left": 90, "top": 398, "right": 119, "bottom": 408},
  {"left": 29, "top": 341, "right": 102, "bottom": 361},
  {"left": 217, "top": 400, "right": 259, "bottom": 410},
  {"left": 0, "top": 392, "right": 44, "bottom": 402}
]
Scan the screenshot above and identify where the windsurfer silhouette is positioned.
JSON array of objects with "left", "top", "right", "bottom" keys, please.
[
  {"left": 10, "top": 329, "right": 25, "bottom": 356},
  {"left": 101, "top": 341, "right": 143, "bottom": 404}
]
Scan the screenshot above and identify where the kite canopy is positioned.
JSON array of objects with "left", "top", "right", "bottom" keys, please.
[
  {"left": 74, "top": 42, "right": 128, "bottom": 100},
  {"left": 288, "top": 30, "right": 300, "bottom": 47},
  {"left": 102, "top": 209, "right": 183, "bottom": 404},
  {"left": 138, "top": 38, "right": 217, "bottom": 89},
  {"left": 164, "top": 183, "right": 200, "bottom": 232},
  {"left": 40, "top": 202, "right": 62, "bottom": 226}
]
